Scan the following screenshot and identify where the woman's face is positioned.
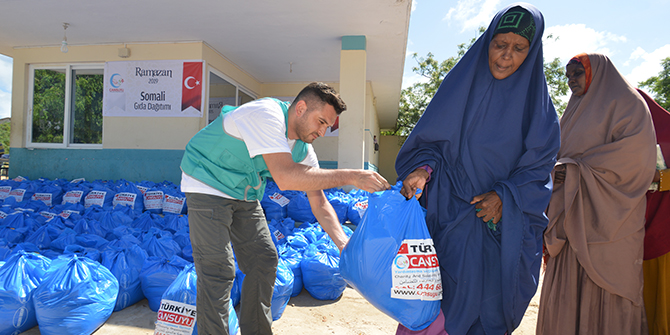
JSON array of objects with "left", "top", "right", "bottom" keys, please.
[
  {"left": 566, "top": 63, "right": 587, "bottom": 96},
  {"left": 488, "top": 32, "right": 530, "bottom": 80}
]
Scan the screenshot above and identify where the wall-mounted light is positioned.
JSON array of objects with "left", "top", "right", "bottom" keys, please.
[
  {"left": 118, "top": 43, "right": 130, "bottom": 58},
  {"left": 61, "top": 23, "right": 69, "bottom": 53}
]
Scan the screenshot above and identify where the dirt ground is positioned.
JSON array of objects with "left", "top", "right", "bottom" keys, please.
[{"left": 20, "top": 275, "right": 542, "bottom": 335}]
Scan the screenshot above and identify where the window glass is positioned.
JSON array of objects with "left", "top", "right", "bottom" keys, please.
[
  {"left": 239, "top": 90, "right": 254, "bottom": 105},
  {"left": 29, "top": 65, "right": 103, "bottom": 147},
  {"left": 32, "top": 69, "right": 66, "bottom": 143},
  {"left": 208, "top": 73, "right": 236, "bottom": 123},
  {"left": 71, "top": 69, "right": 103, "bottom": 144}
]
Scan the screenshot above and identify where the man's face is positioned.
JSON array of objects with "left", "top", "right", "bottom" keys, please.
[{"left": 294, "top": 101, "right": 338, "bottom": 143}]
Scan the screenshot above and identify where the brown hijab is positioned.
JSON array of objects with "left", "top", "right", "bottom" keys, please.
[{"left": 544, "top": 53, "right": 656, "bottom": 304}]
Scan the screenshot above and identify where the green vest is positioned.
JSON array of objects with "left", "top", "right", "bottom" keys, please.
[{"left": 180, "top": 98, "right": 309, "bottom": 201}]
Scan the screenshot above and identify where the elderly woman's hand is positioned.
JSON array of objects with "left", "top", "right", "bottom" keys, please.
[
  {"left": 470, "top": 191, "right": 502, "bottom": 224},
  {"left": 400, "top": 168, "right": 430, "bottom": 200}
]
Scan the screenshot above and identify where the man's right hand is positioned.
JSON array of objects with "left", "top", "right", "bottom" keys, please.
[{"left": 352, "top": 170, "right": 391, "bottom": 193}]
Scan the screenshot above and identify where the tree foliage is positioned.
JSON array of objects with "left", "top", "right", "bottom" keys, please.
[
  {"left": 30, "top": 69, "right": 103, "bottom": 144},
  {"left": 32, "top": 69, "right": 65, "bottom": 143},
  {"left": 385, "top": 31, "right": 570, "bottom": 143},
  {"left": 639, "top": 57, "right": 670, "bottom": 111},
  {"left": 72, "top": 73, "right": 103, "bottom": 144},
  {"left": 383, "top": 28, "right": 483, "bottom": 143},
  {"left": 0, "top": 123, "right": 9, "bottom": 152}
]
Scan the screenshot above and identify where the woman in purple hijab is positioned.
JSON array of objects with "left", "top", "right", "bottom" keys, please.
[{"left": 395, "top": 3, "right": 560, "bottom": 334}]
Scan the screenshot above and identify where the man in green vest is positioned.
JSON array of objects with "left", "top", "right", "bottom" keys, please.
[{"left": 180, "top": 82, "right": 390, "bottom": 335}]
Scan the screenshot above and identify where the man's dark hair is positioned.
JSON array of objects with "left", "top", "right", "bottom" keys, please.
[{"left": 293, "top": 82, "right": 347, "bottom": 115}]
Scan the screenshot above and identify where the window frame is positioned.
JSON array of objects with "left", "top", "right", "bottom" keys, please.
[
  {"left": 207, "top": 67, "right": 256, "bottom": 113},
  {"left": 27, "top": 63, "right": 105, "bottom": 149}
]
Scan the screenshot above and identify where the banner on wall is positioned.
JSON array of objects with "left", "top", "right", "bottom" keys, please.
[{"left": 103, "top": 60, "right": 204, "bottom": 117}]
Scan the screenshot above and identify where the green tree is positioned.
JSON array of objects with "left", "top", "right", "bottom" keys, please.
[
  {"left": 385, "top": 32, "right": 569, "bottom": 143},
  {"left": 543, "top": 34, "right": 569, "bottom": 116},
  {"left": 383, "top": 28, "right": 484, "bottom": 143},
  {"left": 72, "top": 73, "right": 103, "bottom": 144},
  {"left": 30, "top": 69, "right": 103, "bottom": 144},
  {"left": 639, "top": 57, "right": 670, "bottom": 110},
  {"left": 0, "top": 122, "right": 9, "bottom": 152},
  {"left": 32, "top": 69, "right": 65, "bottom": 143}
]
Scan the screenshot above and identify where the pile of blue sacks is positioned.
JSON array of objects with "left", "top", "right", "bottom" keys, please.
[{"left": 0, "top": 177, "right": 369, "bottom": 334}]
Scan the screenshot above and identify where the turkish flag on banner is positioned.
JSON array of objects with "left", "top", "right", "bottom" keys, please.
[{"left": 182, "top": 62, "right": 203, "bottom": 112}]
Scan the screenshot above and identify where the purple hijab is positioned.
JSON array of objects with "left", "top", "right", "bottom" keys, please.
[{"left": 395, "top": 3, "right": 560, "bottom": 334}]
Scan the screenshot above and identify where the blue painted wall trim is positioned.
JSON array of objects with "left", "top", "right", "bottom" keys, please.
[
  {"left": 341, "top": 35, "right": 366, "bottom": 50},
  {"left": 7, "top": 149, "right": 378, "bottom": 184},
  {"left": 318, "top": 161, "right": 338, "bottom": 169},
  {"left": 9, "top": 148, "right": 184, "bottom": 184},
  {"left": 319, "top": 161, "right": 378, "bottom": 172}
]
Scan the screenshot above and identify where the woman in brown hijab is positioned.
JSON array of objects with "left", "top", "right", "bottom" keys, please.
[{"left": 536, "top": 53, "right": 657, "bottom": 334}]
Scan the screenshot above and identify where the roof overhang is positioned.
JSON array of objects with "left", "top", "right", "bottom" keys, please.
[{"left": 0, "top": 0, "right": 411, "bottom": 128}]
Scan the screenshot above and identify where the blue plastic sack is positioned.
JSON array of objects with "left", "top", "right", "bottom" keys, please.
[
  {"left": 0, "top": 226, "right": 30, "bottom": 245},
  {"left": 11, "top": 242, "right": 40, "bottom": 256},
  {"left": 64, "top": 244, "right": 102, "bottom": 263},
  {"left": 325, "top": 190, "right": 350, "bottom": 224},
  {"left": 31, "top": 183, "right": 63, "bottom": 207},
  {"left": 72, "top": 218, "right": 106, "bottom": 238},
  {"left": 268, "top": 220, "right": 288, "bottom": 246},
  {"left": 139, "top": 255, "right": 190, "bottom": 312},
  {"left": 0, "top": 251, "right": 51, "bottom": 335},
  {"left": 301, "top": 251, "right": 346, "bottom": 300},
  {"left": 0, "top": 239, "right": 11, "bottom": 261},
  {"left": 339, "top": 184, "right": 442, "bottom": 331},
  {"left": 112, "top": 180, "right": 144, "bottom": 216},
  {"left": 260, "top": 181, "right": 289, "bottom": 221},
  {"left": 24, "top": 224, "right": 60, "bottom": 250},
  {"left": 3, "top": 211, "right": 37, "bottom": 230},
  {"left": 143, "top": 188, "right": 164, "bottom": 214},
  {"left": 75, "top": 233, "right": 109, "bottom": 249},
  {"left": 271, "top": 259, "right": 294, "bottom": 321},
  {"left": 49, "top": 228, "right": 77, "bottom": 252},
  {"left": 173, "top": 227, "right": 191, "bottom": 249},
  {"left": 286, "top": 192, "right": 316, "bottom": 223},
  {"left": 53, "top": 202, "right": 85, "bottom": 220},
  {"left": 109, "top": 225, "right": 143, "bottom": 242},
  {"left": 156, "top": 264, "right": 240, "bottom": 335},
  {"left": 347, "top": 197, "right": 369, "bottom": 225},
  {"left": 162, "top": 189, "right": 187, "bottom": 215},
  {"left": 141, "top": 235, "right": 182, "bottom": 259},
  {"left": 83, "top": 184, "right": 115, "bottom": 209},
  {"left": 163, "top": 214, "right": 188, "bottom": 234},
  {"left": 278, "top": 246, "right": 303, "bottom": 297},
  {"left": 33, "top": 254, "right": 119, "bottom": 335},
  {"left": 6, "top": 182, "right": 37, "bottom": 203},
  {"left": 101, "top": 244, "right": 148, "bottom": 311},
  {"left": 61, "top": 184, "right": 89, "bottom": 206},
  {"left": 132, "top": 211, "right": 164, "bottom": 232}
]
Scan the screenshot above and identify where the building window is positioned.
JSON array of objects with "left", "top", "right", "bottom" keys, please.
[
  {"left": 208, "top": 69, "right": 256, "bottom": 124},
  {"left": 28, "top": 64, "right": 104, "bottom": 147}
]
